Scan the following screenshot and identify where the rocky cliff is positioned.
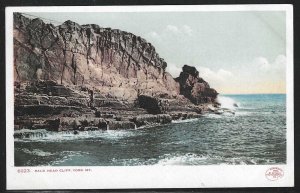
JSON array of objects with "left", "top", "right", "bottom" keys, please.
[
  {"left": 14, "top": 13, "right": 179, "bottom": 100},
  {"left": 13, "top": 13, "right": 219, "bottom": 133}
]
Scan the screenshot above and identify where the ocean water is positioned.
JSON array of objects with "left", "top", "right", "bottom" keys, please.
[{"left": 14, "top": 94, "right": 286, "bottom": 166}]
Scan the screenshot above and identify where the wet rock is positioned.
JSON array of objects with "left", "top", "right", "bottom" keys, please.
[
  {"left": 14, "top": 119, "right": 34, "bottom": 130},
  {"left": 72, "top": 119, "right": 82, "bottom": 130},
  {"left": 83, "top": 126, "right": 99, "bottom": 131},
  {"left": 31, "top": 123, "right": 48, "bottom": 130},
  {"left": 132, "top": 114, "right": 172, "bottom": 127},
  {"left": 98, "top": 121, "right": 108, "bottom": 130},
  {"left": 107, "top": 121, "right": 136, "bottom": 130},
  {"left": 45, "top": 119, "right": 60, "bottom": 131},
  {"left": 60, "top": 117, "right": 108, "bottom": 130},
  {"left": 186, "top": 113, "right": 202, "bottom": 119}
]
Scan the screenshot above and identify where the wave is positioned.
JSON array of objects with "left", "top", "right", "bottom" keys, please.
[
  {"left": 111, "top": 158, "right": 156, "bottom": 166},
  {"left": 14, "top": 129, "right": 140, "bottom": 142},
  {"left": 21, "top": 148, "right": 54, "bottom": 157},
  {"left": 217, "top": 96, "right": 239, "bottom": 110},
  {"left": 203, "top": 114, "right": 223, "bottom": 119},
  {"left": 156, "top": 153, "right": 209, "bottom": 165},
  {"left": 154, "top": 153, "right": 276, "bottom": 165},
  {"left": 109, "top": 154, "right": 209, "bottom": 166},
  {"left": 203, "top": 112, "right": 236, "bottom": 119},
  {"left": 14, "top": 129, "right": 48, "bottom": 134},
  {"left": 172, "top": 118, "right": 199, "bottom": 124}
]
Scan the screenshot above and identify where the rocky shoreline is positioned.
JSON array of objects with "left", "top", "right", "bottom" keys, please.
[
  {"left": 13, "top": 13, "right": 221, "bottom": 137},
  {"left": 14, "top": 77, "right": 219, "bottom": 135}
]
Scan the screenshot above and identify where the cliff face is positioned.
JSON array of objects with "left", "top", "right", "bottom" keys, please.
[
  {"left": 13, "top": 13, "right": 217, "bottom": 104},
  {"left": 13, "top": 13, "right": 179, "bottom": 100}
]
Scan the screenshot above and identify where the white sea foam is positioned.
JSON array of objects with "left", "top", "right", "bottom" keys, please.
[
  {"left": 102, "top": 130, "right": 138, "bottom": 140},
  {"left": 203, "top": 114, "right": 223, "bottom": 119},
  {"left": 21, "top": 148, "right": 54, "bottom": 157},
  {"left": 15, "top": 130, "right": 139, "bottom": 142},
  {"left": 14, "top": 129, "right": 47, "bottom": 134},
  {"left": 154, "top": 153, "right": 270, "bottom": 165},
  {"left": 217, "top": 96, "right": 239, "bottom": 110},
  {"left": 205, "top": 95, "right": 256, "bottom": 118},
  {"left": 172, "top": 118, "right": 199, "bottom": 124},
  {"left": 111, "top": 157, "right": 154, "bottom": 166},
  {"left": 203, "top": 113, "right": 236, "bottom": 119},
  {"left": 156, "top": 153, "right": 210, "bottom": 165}
]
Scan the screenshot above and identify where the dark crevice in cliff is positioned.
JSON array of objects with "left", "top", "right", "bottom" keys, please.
[
  {"left": 86, "top": 28, "right": 91, "bottom": 66},
  {"left": 71, "top": 53, "right": 77, "bottom": 85}
]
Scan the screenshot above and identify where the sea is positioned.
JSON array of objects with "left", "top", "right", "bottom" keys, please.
[{"left": 14, "top": 94, "right": 286, "bottom": 166}]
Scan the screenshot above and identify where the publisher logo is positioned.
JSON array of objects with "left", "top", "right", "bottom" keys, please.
[{"left": 265, "top": 167, "right": 284, "bottom": 181}]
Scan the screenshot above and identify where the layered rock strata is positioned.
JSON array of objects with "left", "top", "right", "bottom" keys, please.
[
  {"left": 13, "top": 13, "right": 219, "bottom": 136},
  {"left": 13, "top": 13, "right": 179, "bottom": 101}
]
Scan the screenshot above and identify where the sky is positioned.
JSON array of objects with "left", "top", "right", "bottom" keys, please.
[{"left": 24, "top": 11, "right": 286, "bottom": 94}]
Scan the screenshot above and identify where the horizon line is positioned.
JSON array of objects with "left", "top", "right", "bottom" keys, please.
[{"left": 220, "top": 93, "right": 286, "bottom": 95}]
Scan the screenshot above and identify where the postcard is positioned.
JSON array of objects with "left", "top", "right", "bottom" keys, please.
[{"left": 6, "top": 5, "right": 294, "bottom": 189}]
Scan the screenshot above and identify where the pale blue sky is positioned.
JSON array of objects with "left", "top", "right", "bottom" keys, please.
[{"left": 24, "top": 11, "right": 286, "bottom": 94}]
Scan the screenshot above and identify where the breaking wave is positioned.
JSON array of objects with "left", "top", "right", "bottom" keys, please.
[
  {"left": 172, "top": 118, "right": 199, "bottom": 124},
  {"left": 155, "top": 153, "right": 277, "bottom": 166},
  {"left": 109, "top": 153, "right": 278, "bottom": 166},
  {"left": 21, "top": 148, "right": 54, "bottom": 157},
  {"left": 14, "top": 129, "right": 140, "bottom": 142},
  {"left": 156, "top": 153, "right": 210, "bottom": 165},
  {"left": 217, "top": 96, "right": 239, "bottom": 110}
]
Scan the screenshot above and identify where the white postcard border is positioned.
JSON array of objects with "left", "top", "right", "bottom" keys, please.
[{"left": 6, "top": 5, "right": 294, "bottom": 189}]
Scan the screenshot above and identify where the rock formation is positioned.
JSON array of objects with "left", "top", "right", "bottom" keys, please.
[
  {"left": 175, "top": 65, "right": 218, "bottom": 104},
  {"left": 13, "top": 13, "right": 220, "bottom": 135},
  {"left": 13, "top": 13, "right": 179, "bottom": 101}
]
